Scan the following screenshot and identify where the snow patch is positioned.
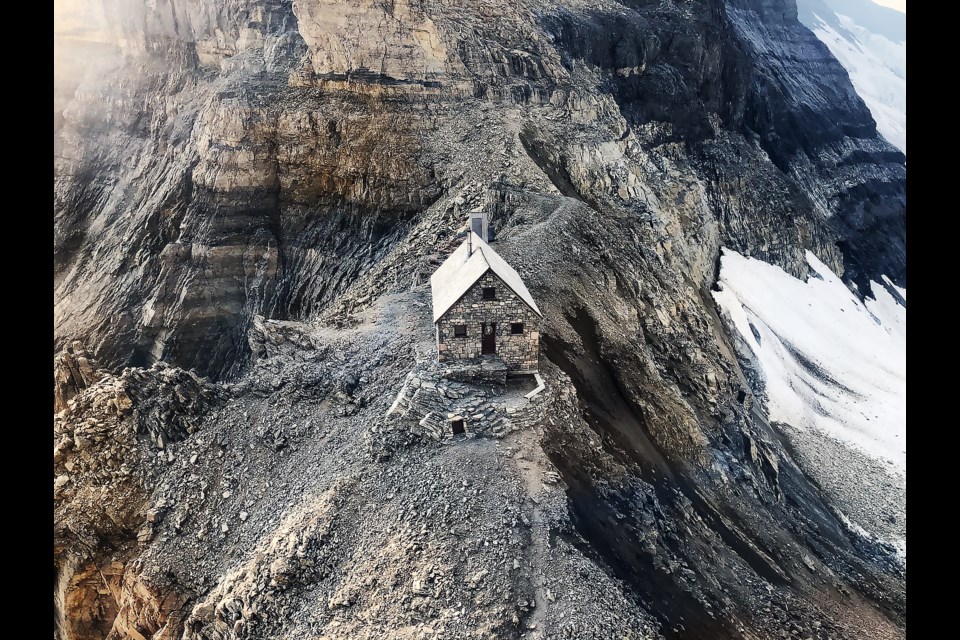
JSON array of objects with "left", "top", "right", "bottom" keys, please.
[
  {"left": 836, "top": 509, "right": 906, "bottom": 568},
  {"left": 882, "top": 274, "right": 906, "bottom": 300},
  {"left": 712, "top": 249, "right": 905, "bottom": 473}
]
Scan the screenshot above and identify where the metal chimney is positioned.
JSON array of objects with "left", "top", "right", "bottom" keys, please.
[{"left": 470, "top": 209, "right": 489, "bottom": 242}]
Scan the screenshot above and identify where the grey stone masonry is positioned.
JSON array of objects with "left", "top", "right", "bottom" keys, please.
[
  {"left": 436, "top": 271, "right": 540, "bottom": 372},
  {"left": 442, "top": 357, "right": 509, "bottom": 385}
]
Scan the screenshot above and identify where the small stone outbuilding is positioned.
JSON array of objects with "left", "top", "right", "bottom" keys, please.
[{"left": 430, "top": 229, "right": 542, "bottom": 373}]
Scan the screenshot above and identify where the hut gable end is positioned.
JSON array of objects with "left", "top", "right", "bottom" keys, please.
[{"left": 430, "top": 231, "right": 542, "bottom": 373}]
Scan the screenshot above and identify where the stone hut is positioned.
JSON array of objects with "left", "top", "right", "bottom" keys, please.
[{"left": 430, "top": 226, "right": 542, "bottom": 374}]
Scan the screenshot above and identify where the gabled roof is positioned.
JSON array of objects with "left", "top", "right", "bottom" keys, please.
[{"left": 430, "top": 231, "right": 542, "bottom": 323}]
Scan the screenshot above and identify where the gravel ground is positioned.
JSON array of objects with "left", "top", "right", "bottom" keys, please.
[
  {"left": 776, "top": 422, "right": 905, "bottom": 558},
  {"left": 55, "top": 287, "right": 663, "bottom": 639}
]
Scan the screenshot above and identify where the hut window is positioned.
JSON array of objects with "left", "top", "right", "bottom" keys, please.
[
  {"left": 482, "top": 287, "right": 496, "bottom": 300},
  {"left": 454, "top": 325, "right": 467, "bottom": 338},
  {"left": 511, "top": 323, "right": 525, "bottom": 334}
]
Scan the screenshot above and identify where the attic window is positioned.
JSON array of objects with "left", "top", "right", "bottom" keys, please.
[
  {"left": 482, "top": 287, "right": 496, "bottom": 300},
  {"left": 454, "top": 325, "right": 467, "bottom": 338},
  {"left": 511, "top": 323, "right": 525, "bottom": 334}
]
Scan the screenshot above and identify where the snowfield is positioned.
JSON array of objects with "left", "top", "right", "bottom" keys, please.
[
  {"left": 713, "top": 248, "right": 905, "bottom": 555},
  {"left": 713, "top": 248, "right": 905, "bottom": 473}
]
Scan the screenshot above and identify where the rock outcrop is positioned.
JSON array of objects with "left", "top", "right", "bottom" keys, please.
[{"left": 53, "top": 354, "right": 222, "bottom": 639}]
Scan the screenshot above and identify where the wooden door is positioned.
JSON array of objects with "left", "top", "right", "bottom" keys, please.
[{"left": 481, "top": 322, "right": 496, "bottom": 355}]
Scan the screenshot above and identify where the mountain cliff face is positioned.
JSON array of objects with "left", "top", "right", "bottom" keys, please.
[
  {"left": 54, "top": 1, "right": 906, "bottom": 639},
  {"left": 796, "top": 0, "right": 906, "bottom": 153}
]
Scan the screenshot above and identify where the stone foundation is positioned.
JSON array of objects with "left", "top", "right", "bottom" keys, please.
[
  {"left": 382, "top": 364, "right": 566, "bottom": 444},
  {"left": 441, "top": 357, "right": 508, "bottom": 385}
]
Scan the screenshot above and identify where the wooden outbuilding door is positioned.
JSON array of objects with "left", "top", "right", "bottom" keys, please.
[{"left": 481, "top": 322, "right": 497, "bottom": 355}]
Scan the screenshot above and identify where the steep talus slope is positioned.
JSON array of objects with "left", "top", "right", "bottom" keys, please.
[{"left": 55, "top": 0, "right": 905, "bottom": 638}]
